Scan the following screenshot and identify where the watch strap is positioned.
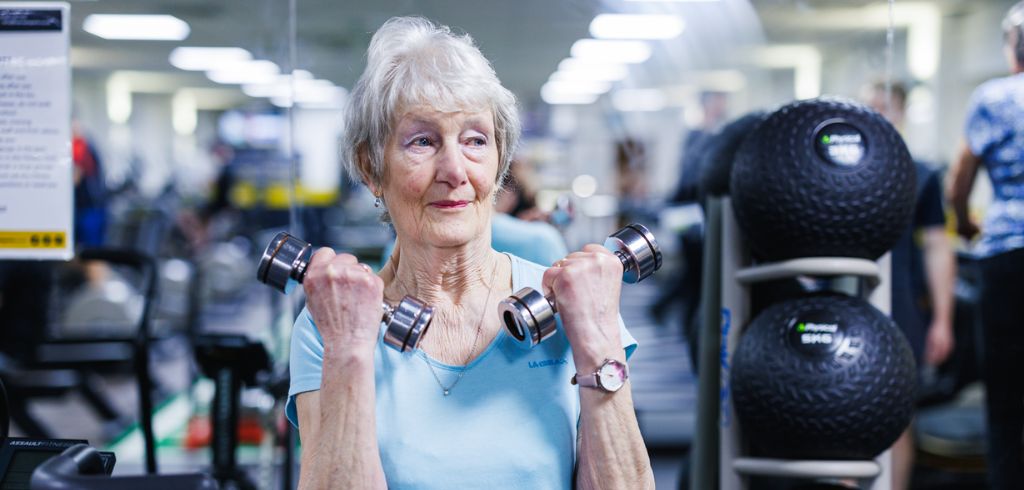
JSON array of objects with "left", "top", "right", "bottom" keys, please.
[
  {"left": 571, "top": 372, "right": 600, "bottom": 388},
  {"left": 571, "top": 358, "right": 628, "bottom": 392}
]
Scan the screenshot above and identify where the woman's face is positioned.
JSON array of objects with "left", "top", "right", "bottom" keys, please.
[{"left": 380, "top": 104, "right": 500, "bottom": 249}]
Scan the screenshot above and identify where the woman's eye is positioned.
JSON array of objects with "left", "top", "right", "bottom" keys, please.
[
  {"left": 467, "top": 137, "right": 487, "bottom": 147},
  {"left": 412, "top": 137, "right": 431, "bottom": 147}
]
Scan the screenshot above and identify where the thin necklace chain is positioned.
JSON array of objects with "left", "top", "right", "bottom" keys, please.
[{"left": 422, "top": 258, "right": 500, "bottom": 396}]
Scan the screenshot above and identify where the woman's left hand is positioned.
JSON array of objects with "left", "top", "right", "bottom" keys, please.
[{"left": 542, "top": 244, "right": 624, "bottom": 371}]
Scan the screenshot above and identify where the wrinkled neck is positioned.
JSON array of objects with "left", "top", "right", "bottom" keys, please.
[{"left": 384, "top": 237, "right": 502, "bottom": 307}]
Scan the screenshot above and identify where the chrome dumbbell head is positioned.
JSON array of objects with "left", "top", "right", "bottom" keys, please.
[
  {"left": 382, "top": 296, "right": 434, "bottom": 353},
  {"left": 257, "top": 232, "right": 434, "bottom": 352},
  {"left": 499, "top": 288, "right": 558, "bottom": 347},
  {"left": 498, "top": 223, "right": 662, "bottom": 349},
  {"left": 258, "top": 232, "right": 312, "bottom": 295},
  {"left": 604, "top": 223, "right": 662, "bottom": 284}
]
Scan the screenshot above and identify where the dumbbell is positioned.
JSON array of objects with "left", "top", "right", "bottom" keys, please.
[
  {"left": 498, "top": 223, "right": 662, "bottom": 348},
  {"left": 257, "top": 232, "right": 434, "bottom": 352}
]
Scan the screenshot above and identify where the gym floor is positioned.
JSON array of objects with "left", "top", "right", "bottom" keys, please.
[{"left": 8, "top": 275, "right": 697, "bottom": 488}]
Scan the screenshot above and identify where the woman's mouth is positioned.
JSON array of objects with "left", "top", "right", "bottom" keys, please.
[{"left": 430, "top": 200, "right": 470, "bottom": 209}]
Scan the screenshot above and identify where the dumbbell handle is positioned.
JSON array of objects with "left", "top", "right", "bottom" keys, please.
[
  {"left": 499, "top": 223, "right": 662, "bottom": 348},
  {"left": 534, "top": 249, "right": 637, "bottom": 314},
  {"left": 257, "top": 232, "right": 433, "bottom": 352}
]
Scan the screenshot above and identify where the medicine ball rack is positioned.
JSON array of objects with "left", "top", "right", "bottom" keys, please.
[{"left": 690, "top": 197, "right": 894, "bottom": 490}]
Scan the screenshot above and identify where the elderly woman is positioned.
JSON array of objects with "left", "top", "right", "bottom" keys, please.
[{"left": 285, "top": 17, "right": 654, "bottom": 489}]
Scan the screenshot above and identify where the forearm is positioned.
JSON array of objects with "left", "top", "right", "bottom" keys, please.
[
  {"left": 299, "top": 349, "right": 386, "bottom": 490},
  {"left": 923, "top": 229, "right": 956, "bottom": 326},
  {"left": 576, "top": 383, "right": 654, "bottom": 490},
  {"left": 947, "top": 143, "right": 980, "bottom": 223},
  {"left": 573, "top": 342, "right": 653, "bottom": 490}
]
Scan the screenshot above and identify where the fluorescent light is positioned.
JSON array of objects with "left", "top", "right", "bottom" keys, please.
[
  {"left": 612, "top": 89, "right": 667, "bottom": 112},
  {"left": 558, "top": 58, "right": 628, "bottom": 72},
  {"left": 269, "top": 84, "right": 348, "bottom": 108},
  {"left": 570, "top": 39, "right": 651, "bottom": 63},
  {"left": 541, "top": 89, "right": 599, "bottom": 105},
  {"left": 270, "top": 89, "right": 347, "bottom": 108},
  {"left": 543, "top": 80, "right": 611, "bottom": 95},
  {"left": 590, "top": 14, "right": 684, "bottom": 40},
  {"left": 550, "top": 68, "right": 627, "bottom": 83},
  {"left": 83, "top": 14, "right": 189, "bottom": 41},
  {"left": 625, "top": 0, "right": 718, "bottom": 2},
  {"left": 541, "top": 80, "right": 606, "bottom": 105},
  {"left": 243, "top": 77, "right": 335, "bottom": 98},
  {"left": 170, "top": 47, "right": 251, "bottom": 71},
  {"left": 552, "top": 60, "right": 629, "bottom": 82},
  {"left": 207, "top": 60, "right": 280, "bottom": 85}
]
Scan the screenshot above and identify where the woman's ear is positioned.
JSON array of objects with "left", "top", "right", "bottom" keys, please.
[{"left": 355, "top": 143, "right": 380, "bottom": 195}]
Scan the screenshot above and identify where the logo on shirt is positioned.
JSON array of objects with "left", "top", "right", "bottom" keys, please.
[{"left": 528, "top": 358, "right": 567, "bottom": 369}]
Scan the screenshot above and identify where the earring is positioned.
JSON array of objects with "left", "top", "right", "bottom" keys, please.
[{"left": 374, "top": 196, "right": 382, "bottom": 208}]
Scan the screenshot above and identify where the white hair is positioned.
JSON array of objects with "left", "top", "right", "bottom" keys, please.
[
  {"left": 1005, "top": 1, "right": 1024, "bottom": 65},
  {"left": 342, "top": 17, "right": 520, "bottom": 205}
]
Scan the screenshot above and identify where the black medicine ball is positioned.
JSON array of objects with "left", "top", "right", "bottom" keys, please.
[
  {"left": 730, "top": 294, "right": 916, "bottom": 460},
  {"left": 699, "top": 110, "right": 768, "bottom": 197},
  {"left": 729, "top": 98, "right": 916, "bottom": 261}
]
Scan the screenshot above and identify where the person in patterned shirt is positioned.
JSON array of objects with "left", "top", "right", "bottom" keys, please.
[{"left": 947, "top": 3, "right": 1024, "bottom": 488}]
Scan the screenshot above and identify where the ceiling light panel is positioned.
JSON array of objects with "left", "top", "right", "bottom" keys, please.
[
  {"left": 570, "top": 39, "right": 651, "bottom": 64},
  {"left": 83, "top": 14, "right": 190, "bottom": 41},
  {"left": 554, "top": 59, "right": 629, "bottom": 82},
  {"left": 590, "top": 14, "right": 685, "bottom": 40},
  {"left": 169, "top": 47, "right": 251, "bottom": 71},
  {"left": 207, "top": 60, "right": 280, "bottom": 85}
]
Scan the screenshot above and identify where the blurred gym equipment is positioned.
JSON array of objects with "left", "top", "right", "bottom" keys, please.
[
  {"left": 199, "top": 239, "right": 253, "bottom": 303},
  {"left": 193, "top": 334, "right": 271, "bottom": 490},
  {"left": 29, "top": 444, "right": 217, "bottom": 490},
  {"left": 257, "top": 231, "right": 434, "bottom": 352},
  {"left": 59, "top": 273, "right": 143, "bottom": 338},
  {"left": 1, "top": 437, "right": 115, "bottom": 489},
  {"left": 730, "top": 98, "right": 916, "bottom": 261},
  {"left": 730, "top": 294, "right": 916, "bottom": 460},
  {"left": 0, "top": 248, "right": 161, "bottom": 474},
  {"left": 698, "top": 111, "right": 768, "bottom": 199},
  {"left": 498, "top": 223, "right": 662, "bottom": 348},
  {"left": 693, "top": 97, "right": 920, "bottom": 490},
  {"left": 0, "top": 378, "right": 7, "bottom": 443}
]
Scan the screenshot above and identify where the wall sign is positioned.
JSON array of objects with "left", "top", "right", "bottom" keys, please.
[{"left": 0, "top": 3, "right": 72, "bottom": 260}]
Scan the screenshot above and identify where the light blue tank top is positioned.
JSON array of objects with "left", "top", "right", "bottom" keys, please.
[{"left": 286, "top": 253, "right": 637, "bottom": 489}]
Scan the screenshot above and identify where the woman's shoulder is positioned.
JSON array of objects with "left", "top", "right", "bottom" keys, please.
[
  {"left": 973, "top": 74, "right": 1024, "bottom": 106},
  {"left": 505, "top": 252, "right": 548, "bottom": 290}
]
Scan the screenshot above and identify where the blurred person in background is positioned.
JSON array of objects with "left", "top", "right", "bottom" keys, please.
[
  {"left": 862, "top": 80, "right": 955, "bottom": 490},
  {"left": 174, "top": 139, "right": 236, "bottom": 253},
  {"left": 497, "top": 158, "right": 546, "bottom": 222},
  {"left": 947, "top": 3, "right": 1024, "bottom": 488},
  {"left": 71, "top": 118, "right": 111, "bottom": 286},
  {"left": 72, "top": 119, "right": 108, "bottom": 252},
  {"left": 493, "top": 161, "right": 569, "bottom": 266},
  {"left": 649, "top": 91, "right": 728, "bottom": 369}
]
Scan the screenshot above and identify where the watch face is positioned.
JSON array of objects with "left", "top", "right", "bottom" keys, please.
[{"left": 598, "top": 360, "right": 627, "bottom": 392}]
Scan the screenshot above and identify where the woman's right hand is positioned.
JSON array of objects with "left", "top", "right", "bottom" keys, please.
[{"left": 303, "top": 247, "right": 384, "bottom": 353}]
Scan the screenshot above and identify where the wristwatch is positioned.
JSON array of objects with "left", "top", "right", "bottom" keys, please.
[{"left": 571, "top": 358, "right": 629, "bottom": 392}]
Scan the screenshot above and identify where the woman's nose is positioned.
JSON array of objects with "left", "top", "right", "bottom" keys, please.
[{"left": 435, "top": 141, "right": 469, "bottom": 188}]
